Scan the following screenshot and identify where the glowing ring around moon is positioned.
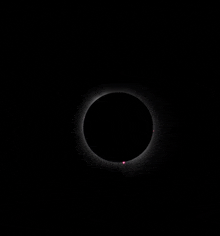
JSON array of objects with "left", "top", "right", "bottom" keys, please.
[{"left": 72, "top": 82, "right": 166, "bottom": 177}]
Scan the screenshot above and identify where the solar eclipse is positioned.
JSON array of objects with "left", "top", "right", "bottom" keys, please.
[{"left": 72, "top": 82, "right": 174, "bottom": 177}]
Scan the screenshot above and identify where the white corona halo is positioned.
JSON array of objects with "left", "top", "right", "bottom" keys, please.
[{"left": 72, "top": 82, "right": 171, "bottom": 177}]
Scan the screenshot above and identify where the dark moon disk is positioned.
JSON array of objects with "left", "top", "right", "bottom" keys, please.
[{"left": 83, "top": 92, "right": 153, "bottom": 162}]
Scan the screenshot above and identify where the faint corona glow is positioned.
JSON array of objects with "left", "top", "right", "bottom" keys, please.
[{"left": 72, "top": 82, "right": 173, "bottom": 177}]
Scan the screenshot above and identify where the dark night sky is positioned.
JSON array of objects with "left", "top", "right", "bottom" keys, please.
[{"left": 2, "top": 4, "right": 220, "bottom": 234}]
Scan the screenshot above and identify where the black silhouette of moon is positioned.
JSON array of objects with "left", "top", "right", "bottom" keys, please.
[{"left": 83, "top": 92, "right": 153, "bottom": 162}]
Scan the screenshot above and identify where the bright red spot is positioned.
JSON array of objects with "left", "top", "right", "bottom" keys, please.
[{"left": 122, "top": 161, "right": 125, "bottom": 164}]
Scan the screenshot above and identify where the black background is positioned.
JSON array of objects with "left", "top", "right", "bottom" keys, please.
[{"left": 2, "top": 4, "right": 220, "bottom": 234}]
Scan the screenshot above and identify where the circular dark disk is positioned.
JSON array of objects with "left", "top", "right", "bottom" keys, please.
[{"left": 83, "top": 92, "right": 153, "bottom": 162}]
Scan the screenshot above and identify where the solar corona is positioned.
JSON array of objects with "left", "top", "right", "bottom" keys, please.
[{"left": 72, "top": 82, "right": 170, "bottom": 177}]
